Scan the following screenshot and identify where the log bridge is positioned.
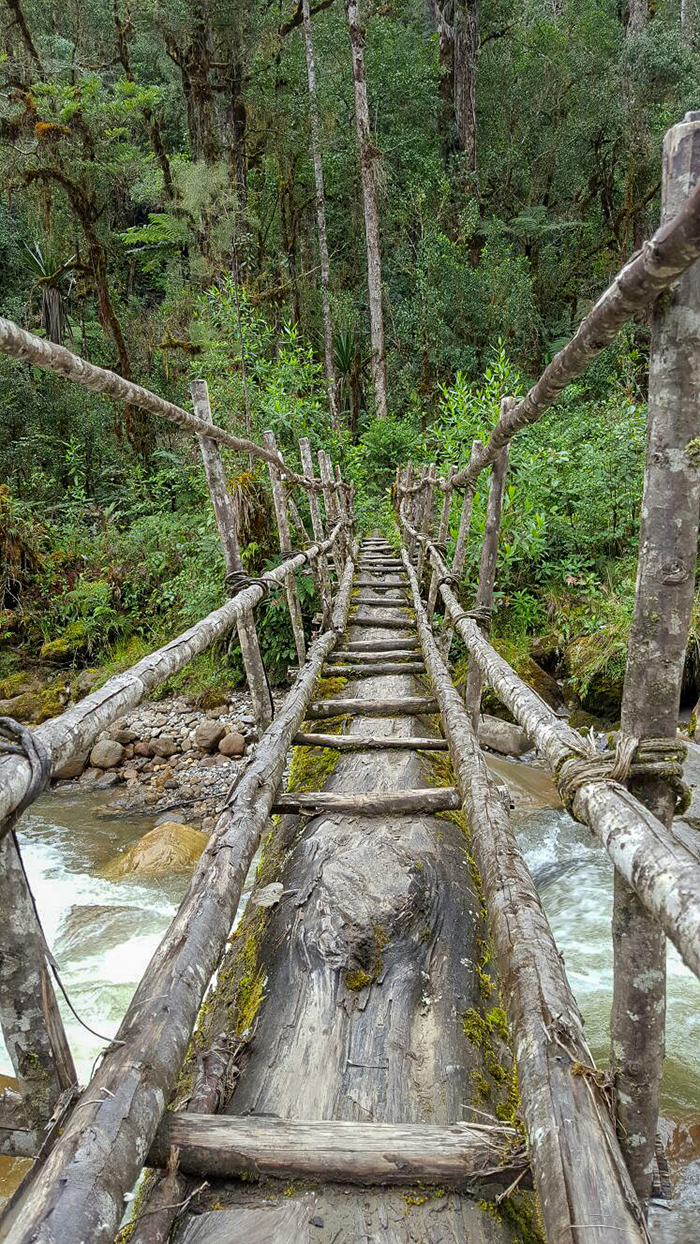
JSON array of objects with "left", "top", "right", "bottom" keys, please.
[{"left": 1, "top": 112, "right": 700, "bottom": 1243}]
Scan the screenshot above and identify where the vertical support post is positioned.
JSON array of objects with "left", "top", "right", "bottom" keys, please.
[
  {"left": 334, "top": 464, "right": 351, "bottom": 559},
  {"left": 319, "top": 450, "right": 343, "bottom": 579},
  {"left": 263, "top": 429, "right": 307, "bottom": 668},
  {"left": 191, "top": 380, "right": 273, "bottom": 731},
  {"left": 415, "top": 462, "right": 436, "bottom": 584},
  {"left": 427, "top": 465, "right": 455, "bottom": 619},
  {"left": 407, "top": 465, "right": 423, "bottom": 561},
  {"left": 300, "top": 437, "right": 333, "bottom": 624},
  {"left": 439, "top": 439, "right": 481, "bottom": 659},
  {"left": 611, "top": 111, "right": 700, "bottom": 1202},
  {"left": 0, "top": 832, "right": 76, "bottom": 1143},
  {"left": 464, "top": 427, "right": 511, "bottom": 725}
]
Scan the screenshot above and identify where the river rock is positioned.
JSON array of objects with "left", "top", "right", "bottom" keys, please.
[
  {"left": 113, "top": 728, "right": 138, "bottom": 745},
  {"left": 218, "top": 731, "right": 245, "bottom": 757},
  {"left": 90, "top": 738, "right": 125, "bottom": 769},
  {"left": 96, "top": 771, "right": 120, "bottom": 789},
  {"left": 134, "top": 741, "right": 154, "bottom": 757},
  {"left": 102, "top": 822, "right": 208, "bottom": 878},
  {"left": 53, "top": 750, "right": 90, "bottom": 780},
  {"left": 477, "top": 714, "right": 532, "bottom": 757},
  {"left": 151, "top": 735, "right": 178, "bottom": 758},
  {"left": 76, "top": 669, "right": 100, "bottom": 696},
  {"left": 194, "top": 720, "right": 226, "bottom": 752}
]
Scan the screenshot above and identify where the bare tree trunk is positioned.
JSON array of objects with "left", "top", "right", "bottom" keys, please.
[
  {"left": 612, "top": 111, "right": 700, "bottom": 1203},
  {"left": 626, "top": 0, "right": 648, "bottom": 35},
  {"left": 346, "top": 0, "right": 388, "bottom": 419},
  {"left": 301, "top": 0, "right": 340, "bottom": 432},
  {"left": 681, "top": 0, "right": 696, "bottom": 42},
  {"left": 454, "top": 0, "right": 479, "bottom": 173}
]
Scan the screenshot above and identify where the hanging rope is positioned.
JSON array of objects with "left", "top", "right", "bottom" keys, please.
[{"left": 558, "top": 733, "right": 691, "bottom": 818}]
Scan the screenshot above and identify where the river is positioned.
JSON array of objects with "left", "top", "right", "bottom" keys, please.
[{"left": 1, "top": 772, "right": 698, "bottom": 1236}]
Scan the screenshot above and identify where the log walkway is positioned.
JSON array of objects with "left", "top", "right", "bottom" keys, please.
[{"left": 1, "top": 109, "right": 700, "bottom": 1244}]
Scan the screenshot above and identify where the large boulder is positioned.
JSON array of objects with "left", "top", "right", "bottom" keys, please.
[
  {"left": 194, "top": 720, "right": 226, "bottom": 752},
  {"left": 218, "top": 731, "right": 245, "bottom": 757},
  {"left": 478, "top": 714, "right": 532, "bottom": 757},
  {"left": 151, "top": 735, "right": 178, "bottom": 758},
  {"left": 102, "top": 822, "right": 208, "bottom": 879},
  {"left": 90, "top": 738, "right": 125, "bottom": 769},
  {"left": 53, "top": 750, "right": 90, "bottom": 780},
  {"left": 0, "top": 691, "right": 41, "bottom": 723}
]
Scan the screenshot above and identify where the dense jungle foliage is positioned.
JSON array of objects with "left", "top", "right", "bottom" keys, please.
[{"left": 1, "top": 0, "right": 699, "bottom": 713}]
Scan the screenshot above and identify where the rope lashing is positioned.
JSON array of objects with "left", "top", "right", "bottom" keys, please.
[
  {"left": 278, "top": 546, "right": 309, "bottom": 564},
  {"left": 558, "top": 734, "right": 691, "bottom": 819},
  {"left": 447, "top": 605, "right": 493, "bottom": 629},
  {"left": 0, "top": 717, "right": 52, "bottom": 822},
  {"left": 224, "top": 569, "right": 272, "bottom": 600}
]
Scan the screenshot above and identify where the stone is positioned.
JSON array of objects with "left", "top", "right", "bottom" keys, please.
[
  {"left": 163, "top": 778, "right": 179, "bottom": 790},
  {"left": 113, "top": 728, "right": 138, "bottom": 745},
  {"left": 151, "top": 736, "right": 178, "bottom": 758},
  {"left": 134, "top": 741, "right": 153, "bottom": 757},
  {"left": 102, "top": 822, "right": 208, "bottom": 878},
  {"left": 89, "top": 738, "right": 125, "bottom": 769},
  {"left": 0, "top": 691, "right": 40, "bottom": 723},
  {"left": 95, "top": 771, "right": 120, "bottom": 789},
  {"left": 121, "top": 768, "right": 139, "bottom": 782},
  {"left": 477, "top": 714, "right": 532, "bottom": 757},
  {"left": 53, "top": 751, "right": 90, "bottom": 780},
  {"left": 218, "top": 731, "right": 245, "bottom": 757},
  {"left": 154, "top": 809, "right": 185, "bottom": 826},
  {"left": 76, "top": 669, "right": 100, "bottom": 695},
  {"left": 194, "top": 720, "right": 226, "bottom": 752}
]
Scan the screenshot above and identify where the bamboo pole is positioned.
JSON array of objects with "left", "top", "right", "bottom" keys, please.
[
  {"left": 263, "top": 429, "right": 306, "bottom": 668},
  {"left": 192, "top": 380, "right": 273, "bottom": 731},
  {"left": 464, "top": 426, "right": 511, "bottom": 724},
  {"left": 427, "top": 465, "right": 454, "bottom": 619},
  {"left": 610, "top": 112, "right": 700, "bottom": 1202},
  {"left": 0, "top": 833, "right": 76, "bottom": 1144},
  {"left": 401, "top": 548, "right": 648, "bottom": 1244},
  {"left": 0, "top": 556, "right": 356, "bottom": 1244},
  {"left": 0, "top": 528, "right": 341, "bottom": 833},
  {"left": 299, "top": 437, "right": 332, "bottom": 624}
]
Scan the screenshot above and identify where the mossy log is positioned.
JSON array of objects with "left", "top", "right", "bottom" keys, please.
[{"left": 169, "top": 596, "right": 528, "bottom": 1244}]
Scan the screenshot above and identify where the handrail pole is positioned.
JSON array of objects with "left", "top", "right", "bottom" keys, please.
[{"left": 263, "top": 430, "right": 307, "bottom": 669}]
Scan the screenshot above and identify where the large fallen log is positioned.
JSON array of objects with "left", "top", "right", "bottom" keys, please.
[
  {"left": 0, "top": 557, "right": 356, "bottom": 1244},
  {"left": 402, "top": 549, "right": 649, "bottom": 1244},
  {"left": 149, "top": 1114, "right": 528, "bottom": 1189},
  {"left": 0, "top": 526, "right": 341, "bottom": 835}
]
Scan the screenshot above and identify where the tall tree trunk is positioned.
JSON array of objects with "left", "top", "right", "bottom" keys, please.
[
  {"left": 346, "top": 0, "right": 388, "bottom": 419},
  {"left": 453, "top": 0, "right": 479, "bottom": 174},
  {"left": 681, "top": 0, "right": 696, "bottom": 42},
  {"left": 301, "top": 0, "right": 340, "bottom": 433},
  {"left": 626, "top": 0, "right": 648, "bottom": 34}
]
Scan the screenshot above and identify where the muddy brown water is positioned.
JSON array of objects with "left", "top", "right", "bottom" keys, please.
[{"left": 1, "top": 768, "right": 698, "bottom": 1234}]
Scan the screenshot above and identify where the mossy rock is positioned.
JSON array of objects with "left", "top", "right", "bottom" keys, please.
[
  {"left": 574, "top": 674, "right": 623, "bottom": 720},
  {"left": 102, "top": 822, "right": 208, "bottom": 878},
  {"left": 36, "top": 686, "right": 69, "bottom": 723},
  {"left": 493, "top": 639, "right": 564, "bottom": 710},
  {"left": 40, "top": 627, "right": 88, "bottom": 663},
  {"left": 0, "top": 672, "right": 35, "bottom": 699},
  {"left": 0, "top": 691, "right": 41, "bottom": 723},
  {"left": 568, "top": 707, "right": 610, "bottom": 732}
]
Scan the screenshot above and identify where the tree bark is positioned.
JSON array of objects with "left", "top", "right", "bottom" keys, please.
[
  {"left": 464, "top": 432, "right": 511, "bottom": 725},
  {"left": 346, "top": 0, "right": 389, "bottom": 419},
  {"left": 263, "top": 430, "right": 307, "bottom": 667},
  {"left": 293, "top": 731, "right": 448, "bottom": 750},
  {"left": 272, "top": 787, "right": 460, "bottom": 815},
  {"left": 453, "top": 0, "right": 479, "bottom": 172},
  {"left": 626, "top": 0, "right": 648, "bottom": 35},
  {"left": 299, "top": 438, "right": 332, "bottom": 624},
  {"left": 306, "top": 695, "right": 438, "bottom": 717},
  {"left": 611, "top": 110, "right": 700, "bottom": 1202},
  {"left": 301, "top": 0, "right": 340, "bottom": 430}
]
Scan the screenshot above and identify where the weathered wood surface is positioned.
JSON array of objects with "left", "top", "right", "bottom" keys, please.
[
  {"left": 0, "top": 316, "right": 326, "bottom": 492},
  {"left": 299, "top": 437, "right": 332, "bottom": 623},
  {"left": 332, "top": 647, "right": 419, "bottom": 661},
  {"left": 192, "top": 378, "right": 272, "bottom": 731},
  {"left": 447, "top": 171, "right": 700, "bottom": 490},
  {"left": 323, "top": 661, "right": 426, "bottom": 678},
  {"left": 264, "top": 429, "right": 306, "bottom": 667},
  {"left": 0, "top": 526, "right": 341, "bottom": 833},
  {"left": 402, "top": 549, "right": 649, "bottom": 1244},
  {"left": 427, "top": 545, "right": 700, "bottom": 981},
  {"left": 149, "top": 1114, "right": 528, "bottom": 1189},
  {"left": 353, "top": 577, "right": 408, "bottom": 587},
  {"left": 612, "top": 112, "right": 700, "bottom": 1199},
  {"left": 0, "top": 833, "right": 76, "bottom": 1142},
  {"left": 173, "top": 571, "right": 521, "bottom": 1243},
  {"left": 343, "top": 637, "right": 419, "bottom": 651},
  {"left": 349, "top": 614, "right": 415, "bottom": 629},
  {"left": 427, "top": 465, "right": 454, "bottom": 618},
  {"left": 292, "top": 732, "right": 449, "bottom": 751},
  {"left": 0, "top": 557, "right": 356, "bottom": 1244},
  {"left": 306, "top": 696, "right": 438, "bottom": 718},
  {"left": 464, "top": 433, "right": 511, "bottom": 724},
  {"left": 437, "top": 443, "right": 479, "bottom": 657},
  {"left": 353, "top": 594, "right": 410, "bottom": 605},
  {"left": 272, "top": 787, "right": 460, "bottom": 815}
]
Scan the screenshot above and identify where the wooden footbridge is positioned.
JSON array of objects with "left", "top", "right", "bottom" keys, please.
[{"left": 1, "top": 113, "right": 700, "bottom": 1243}]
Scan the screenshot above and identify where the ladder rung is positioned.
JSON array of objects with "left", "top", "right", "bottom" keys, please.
[
  {"left": 293, "top": 732, "right": 449, "bottom": 751},
  {"left": 349, "top": 615, "right": 415, "bottom": 629},
  {"left": 333, "top": 648, "right": 418, "bottom": 662},
  {"left": 306, "top": 696, "right": 438, "bottom": 718},
  {"left": 323, "top": 662, "right": 426, "bottom": 678},
  {"left": 342, "top": 639, "right": 420, "bottom": 652},
  {"left": 272, "top": 787, "right": 460, "bottom": 815},
  {"left": 353, "top": 578, "right": 408, "bottom": 588}
]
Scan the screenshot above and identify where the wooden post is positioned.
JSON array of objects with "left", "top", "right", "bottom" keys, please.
[
  {"left": 334, "top": 463, "right": 351, "bottom": 559},
  {"left": 299, "top": 437, "right": 332, "bottom": 625},
  {"left": 0, "top": 832, "right": 76, "bottom": 1143},
  {"left": 427, "top": 466, "right": 455, "bottom": 620},
  {"left": 611, "top": 111, "right": 700, "bottom": 1202},
  {"left": 464, "top": 421, "right": 512, "bottom": 725},
  {"left": 191, "top": 380, "right": 273, "bottom": 731},
  {"left": 263, "top": 429, "right": 306, "bottom": 668},
  {"left": 415, "top": 462, "right": 436, "bottom": 584},
  {"left": 319, "top": 450, "right": 343, "bottom": 580}
]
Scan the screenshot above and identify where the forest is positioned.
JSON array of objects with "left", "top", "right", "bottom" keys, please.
[{"left": 1, "top": 0, "right": 698, "bottom": 717}]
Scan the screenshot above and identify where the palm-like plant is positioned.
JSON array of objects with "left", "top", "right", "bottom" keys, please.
[{"left": 23, "top": 241, "right": 77, "bottom": 344}]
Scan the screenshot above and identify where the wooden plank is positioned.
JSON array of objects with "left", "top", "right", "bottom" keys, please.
[
  {"left": 148, "top": 1114, "right": 528, "bottom": 1190},
  {"left": 353, "top": 578, "right": 408, "bottom": 588},
  {"left": 332, "top": 648, "right": 419, "bottom": 662},
  {"left": 292, "top": 732, "right": 448, "bottom": 751},
  {"left": 349, "top": 615, "right": 415, "bottom": 629},
  {"left": 306, "top": 697, "right": 438, "bottom": 719},
  {"left": 342, "top": 638, "right": 420, "bottom": 652},
  {"left": 323, "top": 662, "right": 426, "bottom": 678},
  {"left": 272, "top": 788, "right": 459, "bottom": 815}
]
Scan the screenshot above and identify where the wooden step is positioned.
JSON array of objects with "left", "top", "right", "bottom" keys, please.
[
  {"left": 353, "top": 578, "right": 408, "bottom": 588},
  {"left": 306, "top": 696, "right": 438, "bottom": 718},
  {"left": 272, "top": 787, "right": 460, "bottom": 815},
  {"left": 333, "top": 648, "right": 419, "bottom": 662},
  {"left": 349, "top": 615, "right": 415, "bottom": 629},
  {"left": 353, "top": 596, "right": 409, "bottom": 606},
  {"left": 149, "top": 1114, "right": 527, "bottom": 1191},
  {"left": 293, "top": 732, "right": 449, "bottom": 751},
  {"left": 323, "top": 662, "right": 426, "bottom": 678},
  {"left": 342, "top": 638, "right": 420, "bottom": 652}
]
